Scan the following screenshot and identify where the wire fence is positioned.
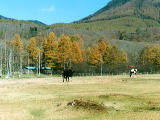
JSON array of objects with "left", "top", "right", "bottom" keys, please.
[
  {"left": 2, "top": 71, "right": 160, "bottom": 79},
  {"left": 73, "top": 72, "right": 128, "bottom": 77}
]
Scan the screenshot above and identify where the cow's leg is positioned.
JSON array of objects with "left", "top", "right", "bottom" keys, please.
[
  {"left": 63, "top": 77, "right": 65, "bottom": 82},
  {"left": 67, "top": 77, "right": 69, "bottom": 82},
  {"left": 130, "top": 73, "right": 132, "bottom": 77},
  {"left": 66, "top": 77, "right": 68, "bottom": 82},
  {"left": 65, "top": 77, "right": 67, "bottom": 82}
]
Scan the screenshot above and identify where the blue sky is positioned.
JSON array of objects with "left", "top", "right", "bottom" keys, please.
[{"left": 0, "top": 0, "right": 110, "bottom": 25}]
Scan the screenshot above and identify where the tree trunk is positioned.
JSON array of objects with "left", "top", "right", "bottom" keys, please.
[
  {"left": 0, "top": 47, "right": 2, "bottom": 77},
  {"left": 20, "top": 54, "right": 22, "bottom": 76},
  {"left": 38, "top": 51, "right": 41, "bottom": 76},
  {"left": 101, "top": 63, "right": 103, "bottom": 76},
  {"left": 9, "top": 49, "right": 12, "bottom": 76}
]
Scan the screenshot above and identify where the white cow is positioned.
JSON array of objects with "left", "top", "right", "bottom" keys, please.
[{"left": 130, "top": 68, "right": 137, "bottom": 77}]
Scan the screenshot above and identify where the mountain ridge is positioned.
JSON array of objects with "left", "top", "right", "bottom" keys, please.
[
  {"left": 1, "top": 0, "right": 160, "bottom": 46},
  {"left": 77, "top": 0, "right": 160, "bottom": 24},
  {"left": 0, "top": 14, "right": 46, "bottom": 25}
]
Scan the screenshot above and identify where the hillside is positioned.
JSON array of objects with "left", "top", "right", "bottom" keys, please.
[
  {"left": 50, "top": 0, "right": 160, "bottom": 43},
  {"left": 78, "top": 0, "right": 160, "bottom": 23},
  {"left": 1, "top": 0, "right": 160, "bottom": 48}
]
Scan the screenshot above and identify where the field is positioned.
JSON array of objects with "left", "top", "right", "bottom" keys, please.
[{"left": 0, "top": 75, "right": 160, "bottom": 120}]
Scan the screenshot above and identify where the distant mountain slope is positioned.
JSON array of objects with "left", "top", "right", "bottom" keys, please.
[
  {"left": 0, "top": 14, "right": 45, "bottom": 25},
  {"left": 78, "top": 0, "right": 160, "bottom": 23},
  {"left": 0, "top": 14, "right": 46, "bottom": 41},
  {"left": 1, "top": 0, "right": 160, "bottom": 48},
  {"left": 50, "top": 0, "right": 160, "bottom": 44},
  {"left": 0, "top": 15, "right": 13, "bottom": 20},
  {"left": 27, "top": 20, "right": 46, "bottom": 25}
]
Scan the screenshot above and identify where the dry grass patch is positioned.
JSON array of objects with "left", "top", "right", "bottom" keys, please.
[{"left": 0, "top": 75, "right": 160, "bottom": 120}]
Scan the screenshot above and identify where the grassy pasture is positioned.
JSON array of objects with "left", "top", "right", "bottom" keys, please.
[{"left": 0, "top": 75, "right": 160, "bottom": 120}]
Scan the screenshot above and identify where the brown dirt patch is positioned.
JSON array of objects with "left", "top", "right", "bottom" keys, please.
[{"left": 67, "top": 99, "right": 106, "bottom": 112}]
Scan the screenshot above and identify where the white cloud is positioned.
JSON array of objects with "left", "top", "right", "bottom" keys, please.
[{"left": 41, "top": 6, "right": 55, "bottom": 12}]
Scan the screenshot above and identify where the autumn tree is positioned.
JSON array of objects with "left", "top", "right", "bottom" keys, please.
[
  {"left": 35, "top": 36, "right": 44, "bottom": 76},
  {"left": 119, "top": 49, "right": 128, "bottom": 64},
  {"left": 57, "top": 34, "right": 72, "bottom": 69},
  {"left": 139, "top": 44, "right": 155, "bottom": 66},
  {"left": 85, "top": 47, "right": 91, "bottom": 62},
  {"left": 98, "top": 39, "right": 106, "bottom": 76},
  {"left": 88, "top": 44, "right": 101, "bottom": 66},
  {"left": 103, "top": 44, "right": 112, "bottom": 65},
  {"left": 152, "top": 45, "right": 160, "bottom": 67},
  {"left": 98, "top": 40, "right": 106, "bottom": 56},
  {"left": 43, "top": 32, "right": 58, "bottom": 68},
  {"left": 110, "top": 45, "right": 120, "bottom": 65},
  {"left": 26, "top": 37, "right": 39, "bottom": 66},
  {"left": 75, "top": 34, "right": 84, "bottom": 50},
  {"left": 139, "top": 44, "right": 158, "bottom": 72},
  {"left": 71, "top": 41, "right": 83, "bottom": 64},
  {"left": 70, "top": 34, "right": 85, "bottom": 59},
  {"left": 9, "top": 34, "right": 23, "bottom": 74}
]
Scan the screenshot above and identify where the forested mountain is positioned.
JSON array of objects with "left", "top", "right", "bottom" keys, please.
[
  {"left": 1, "top": 0, "right": 160, "bottom": 74},
  {"left": 1, "top": 0, "right": 160, "bottom": 46},
  {"left": 78, "top": 0, "right": 160, "bottom": 23},
  {"left": 0, "top": 15, "right": 46, "bottom": 43},
  {"left": 27, "top": 20, "right": 46, "bottom": 25}
]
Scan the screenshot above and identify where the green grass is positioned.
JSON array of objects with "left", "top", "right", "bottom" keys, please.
[{"left": 0, "top": 75, "right": 160, "bottom": 119}]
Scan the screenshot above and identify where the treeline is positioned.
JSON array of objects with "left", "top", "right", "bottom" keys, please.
[
  {"left": 0, "top": 31, "right": 159, "bottom": 76},
  {"left": 117, "top": 27, "right": 160, "bottom": 42},
  {"left": 138, "top": 44, "right": 160, "bottom": 73},
  {"left": 0, "top": 32, "right": 129, "bottom": 76}
]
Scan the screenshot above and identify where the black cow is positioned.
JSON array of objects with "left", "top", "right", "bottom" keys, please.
[
  {"left": 130, "top": 68, "right": 137, "bottom": 77},
  {"left": 62, "top": 69, "right": 74, "bottom": 82}
]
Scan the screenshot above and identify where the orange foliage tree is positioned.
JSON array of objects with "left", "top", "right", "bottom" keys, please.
[
  {"left": 57, "top": 34, "right": 72, "bottom": 69},
  {"left": 9, "top": 34, "right": 23, "bottom": 72},
  {"left": 43, "top": 32, "right": 58, "bottom": 67},
  {"left": 88, "top": 44, "right": 101, "bottom": 66},
  {"left": 26, "top": 37, "right": 39, "bottom": 66},
  {"left": 71, "top": 41, "right": 83, "bottom": 64}
]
